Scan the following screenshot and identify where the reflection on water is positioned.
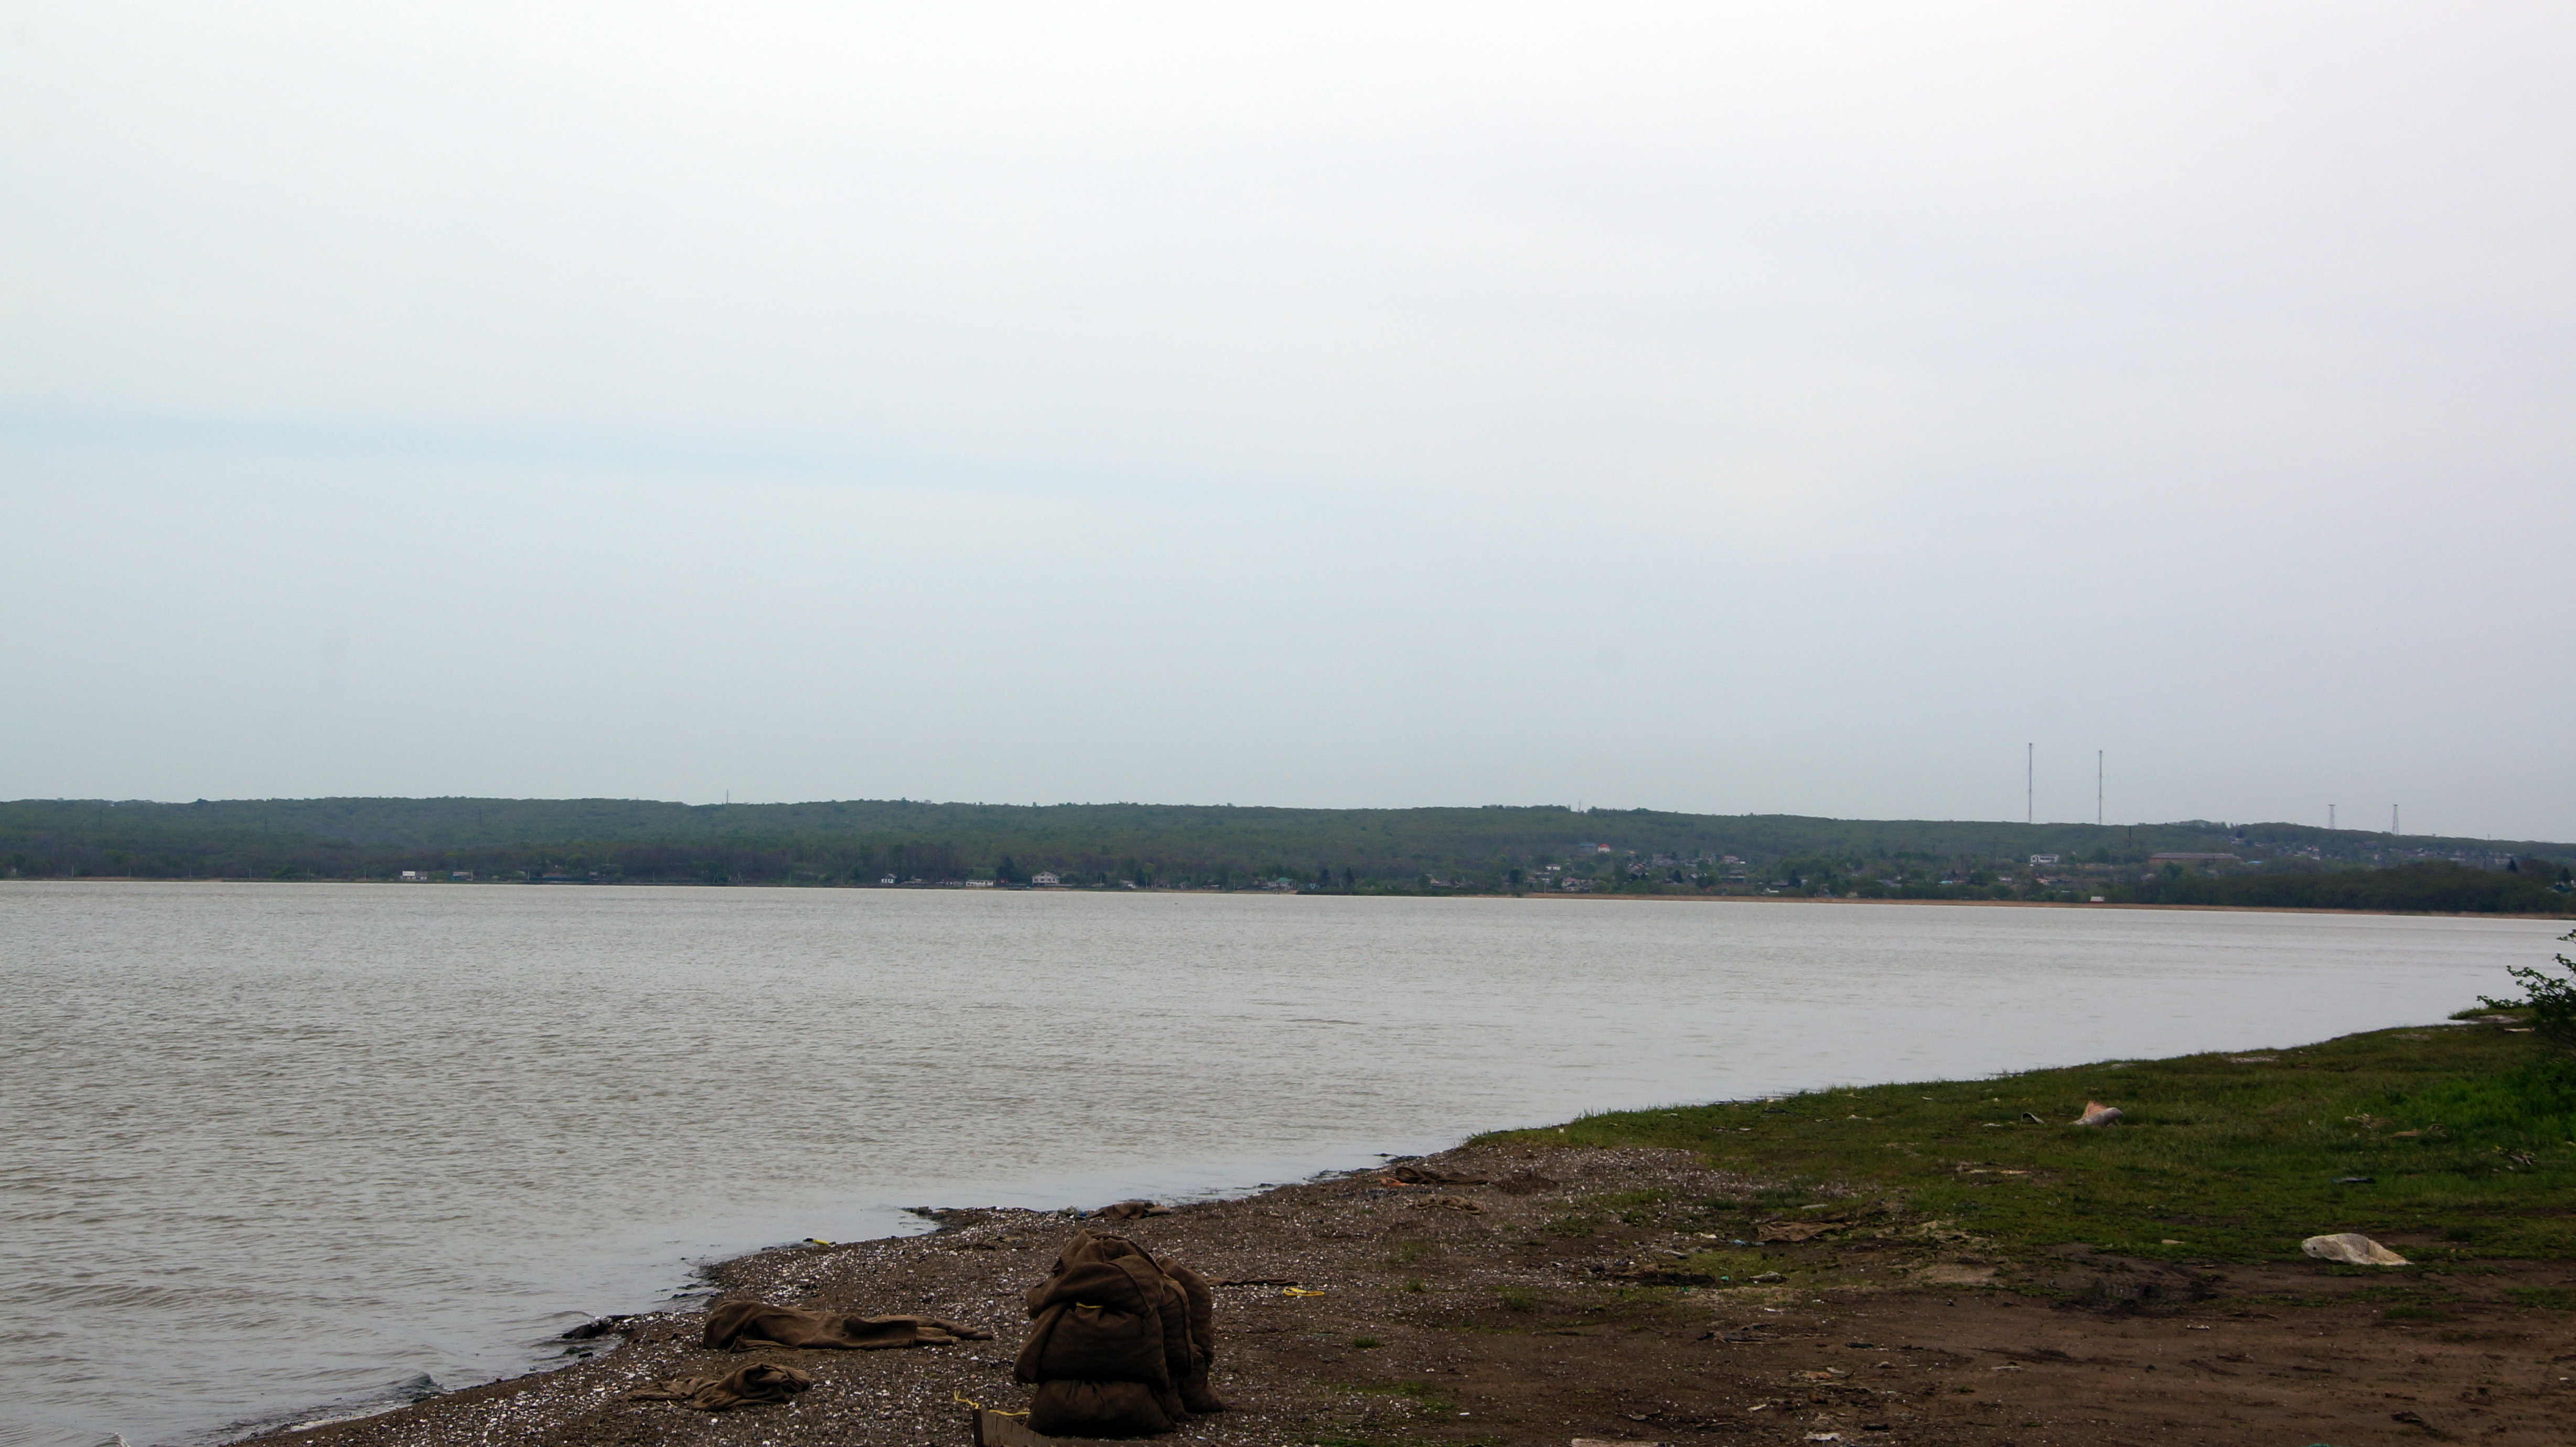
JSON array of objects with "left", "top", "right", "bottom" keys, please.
[{"left": 0, "top": 883, "right": 2549, "bottom": 1445}]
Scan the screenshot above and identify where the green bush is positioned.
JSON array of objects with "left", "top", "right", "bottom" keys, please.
[{"left": 2482, "top": 927, "right": 2576, "bottom": 1054}]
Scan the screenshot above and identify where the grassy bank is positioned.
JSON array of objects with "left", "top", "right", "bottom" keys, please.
[{"left": 1479, "top": 1013, "right": 2576, "bottom": 1265}]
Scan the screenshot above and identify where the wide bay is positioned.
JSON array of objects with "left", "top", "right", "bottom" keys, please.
[{"left": 0, "top": 882, "right": 2551, "bottom": 1447}]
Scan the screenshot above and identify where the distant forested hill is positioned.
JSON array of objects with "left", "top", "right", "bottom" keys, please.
[{"left": 1, "top": 796, "right": 2568, "bottom": 913}]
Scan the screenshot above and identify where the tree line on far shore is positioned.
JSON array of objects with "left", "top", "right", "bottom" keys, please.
[{"left": 1, "top": 796, "right": 2568, "bottom": 914}]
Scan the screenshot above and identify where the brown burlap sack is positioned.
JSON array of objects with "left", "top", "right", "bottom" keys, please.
[
  {"left": 703, "top": 1300, "right": 992, "bottom": 1351},
  {"left": 1015, "top": 1230, "right": 1227, "bottom": 1434},
  {"left": 1018, "top": 1297, "right": 1171, "bottom": 1389},
  {"left": 1164, "top": 1261, "right": 1224, "bottom": 1416},
  {"left": 1028, "top": 1379, "right": 1175, "bottom": 1437},
  {"left": 627, "top": 1362, "right": 812, "bottom": 1411}
]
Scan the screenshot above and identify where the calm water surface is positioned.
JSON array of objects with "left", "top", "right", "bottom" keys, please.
[{"left": 0, "top": 883, "right": 2552, "bottom": 1447}]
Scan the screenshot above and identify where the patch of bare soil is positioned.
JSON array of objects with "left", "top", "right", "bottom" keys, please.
[{"left": 245, "top": 1144, "right": 2576, "bottom": 1447}]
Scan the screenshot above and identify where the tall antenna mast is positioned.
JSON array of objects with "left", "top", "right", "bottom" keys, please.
[
  {"left": 2096, "top": 749, "right": 2103, "bottom": 827},
  {"left": 2330, "top": 804, "right": 2335, "bottom": 832},
  {"left": 2393, "top": 804, "right": 2400, "bottom": 835},
  {"left": 2026, "top": 743, "right": 2034, "bottom": 825}
]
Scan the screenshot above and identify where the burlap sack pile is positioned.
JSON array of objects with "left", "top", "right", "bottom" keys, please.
[{"left": 1012, "top": 1230, "right": 1227, "bottom": 1437}]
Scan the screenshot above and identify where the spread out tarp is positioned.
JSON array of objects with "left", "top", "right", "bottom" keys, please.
[
  {"left": 627, "top": 1362, "right": 813, "bottom": 1411},
  {"left": 1014, "top": 1230, "right": 1226, "bottom": 1437},
  {"left": 702, "top": 1300, "right": 994, "bottom": 1351}
]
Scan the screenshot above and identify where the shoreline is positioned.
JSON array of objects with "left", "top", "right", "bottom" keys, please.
[
  {"left": 229, "top": 1020, "right": 2576, "bottom": 1447},
  {"left": 12, "top": 876, "right": 2570, "bottom": 921}
]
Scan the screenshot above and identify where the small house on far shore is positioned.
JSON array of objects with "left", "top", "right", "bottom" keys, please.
[{"left": 1031, "top": 871, "right": 1061, "bottom": 887}]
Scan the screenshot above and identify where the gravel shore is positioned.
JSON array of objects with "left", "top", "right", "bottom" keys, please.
[{"left": 242, "top": 1141, "right": 2576, "bottom": 1447}]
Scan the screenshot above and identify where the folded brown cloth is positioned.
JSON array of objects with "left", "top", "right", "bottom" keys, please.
[
  {"left": 1389, "top": 1163, "right": 1489, "bottom": 1186},
  {"left": 627, "top": 1362, "right": 812, "bottom": 1411},
  {"left": 1091, "top": 1200, "right": 1172, "bottom": 1220},
  {"left": 703, "top": 1300, "right": 993, "bottom": 1351}
]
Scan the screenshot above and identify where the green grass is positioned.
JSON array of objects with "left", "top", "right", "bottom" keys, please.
[
  {"left": 1332, "top": 1380, "right": 1456, "bottom": 1413},
  {"left": 1475, "top": 1019, "right": 2576, "bottom": 1262},
  {"left": 1678, "top": 1246, "right": 1773, "bottom": 1280}
]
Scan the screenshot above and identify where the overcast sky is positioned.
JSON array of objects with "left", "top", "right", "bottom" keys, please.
[{"left": 4, "top": 3, "right": 2571, "bottom": 838}]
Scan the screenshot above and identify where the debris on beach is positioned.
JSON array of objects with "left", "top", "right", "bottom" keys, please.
[
  {"left": 2301, "top": 1233, "right": 2409, "bottom": 1266},
  {"left": 2073, "top": 1101, "right": 2124, "bottom": 1127},
  {"left": 1387, "top": 1163, "right": 1490, "bottom": 1185},
  {"left": 1016, "top": 1229, "right": 1226, "bottom": 1435},
  {"left": 1599, "top": 1260, "right": 1719, "bottom": 1286},
  {"left": 1756, "top": 1217, "right": 1846, "bottom": 1243},
  {"left": 1407, "top": 1193, "right": 1485, "bottom": 1213},
  {"left": 703, "top": 1300, "right": 993, "bottom": 1351},
  {"left": 627, "top": 1361, "right": 812, "bottom": 1411},
  {"left": 968, "top": 1406, "right": 1075, "bottom": 1447},
  {"left": 1090, "top": 1199, "right": 1173, "bottom": 1220},
  {"left": 1493, "top": 1168, "right": 1560, "bottom": 1195}
]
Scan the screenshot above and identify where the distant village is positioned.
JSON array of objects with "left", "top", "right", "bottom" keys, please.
[
  {"left": 379, "top": 832, "right": 2568, "bottom": 903},
  {"left": 556, "top": 836, "right": 2570, "bottom": 902}
]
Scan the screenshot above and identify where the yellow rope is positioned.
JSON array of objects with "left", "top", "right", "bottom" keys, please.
[
  {"left": 1283, "top": 1286, "right": 1327, "bottom": 1298},
  {"left": 951, "top": 1390, "right": 1029, "bottom": 1417}
]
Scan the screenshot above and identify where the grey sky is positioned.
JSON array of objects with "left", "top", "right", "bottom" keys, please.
[{"left": 5, "top": 4, "right": 2571, "bottom": 838}]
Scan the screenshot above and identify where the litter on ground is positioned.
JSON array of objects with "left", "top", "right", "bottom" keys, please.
[{"left": 2301, "top": 1233, "right": 2409, "bottom": 1266}]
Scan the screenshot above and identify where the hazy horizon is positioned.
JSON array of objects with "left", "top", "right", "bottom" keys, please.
[{"left": 6, "top": 5, "right": 2570, "bottom": 838}]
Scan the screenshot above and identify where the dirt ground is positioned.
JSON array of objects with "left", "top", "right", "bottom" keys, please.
[{"left": 249, "top": 1144, "right": 2576, "bottom": 1447}]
